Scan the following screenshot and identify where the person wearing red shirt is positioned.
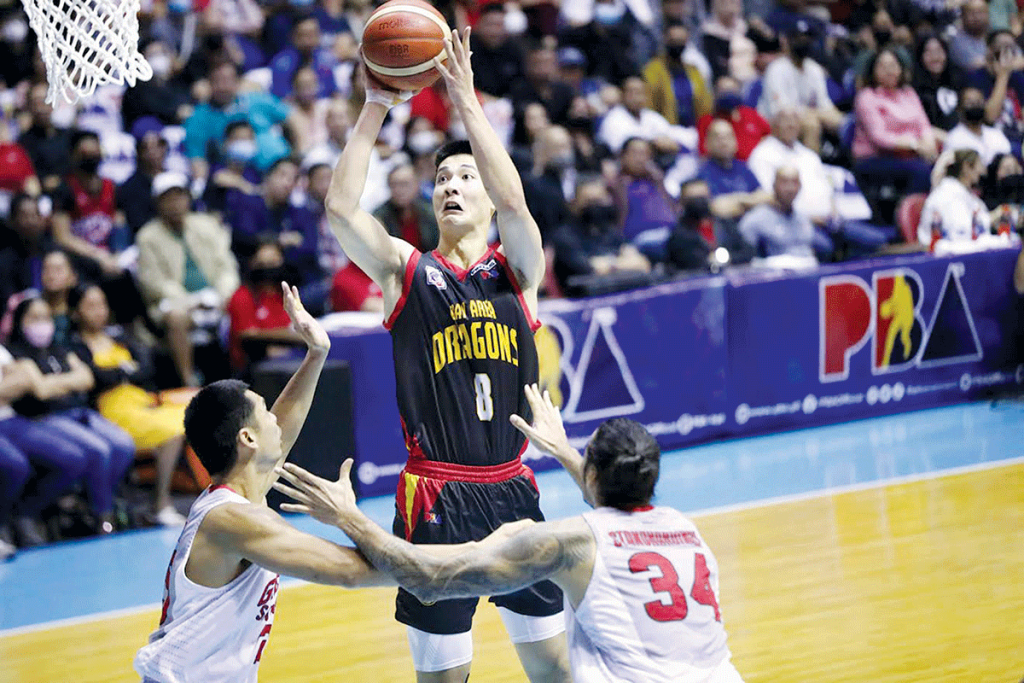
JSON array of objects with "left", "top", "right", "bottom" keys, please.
[
  {"left": 697, "top": 76, "right": 771, "bottom": 161},
  {"left": 330, "top": 261, "right": 383, "bottom": 313},
  {"left": 226, "top": 239, "right": 298, "bottom": 374}
]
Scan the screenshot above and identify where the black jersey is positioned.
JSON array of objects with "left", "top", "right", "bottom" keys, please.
[{"left": 385, "top": 248, "right": 540, "bottom": 467}]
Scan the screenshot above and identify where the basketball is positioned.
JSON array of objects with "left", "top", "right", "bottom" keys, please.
[{"left": 361, "top": 0, "right": 450, "bottom": 92}]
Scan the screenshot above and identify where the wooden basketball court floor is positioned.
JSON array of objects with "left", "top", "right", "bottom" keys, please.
[{"left": 2, "top": 401, "right": 1022, "bottom": 682}]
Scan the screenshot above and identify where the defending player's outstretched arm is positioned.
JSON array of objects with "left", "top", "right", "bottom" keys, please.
[
  {"left": 267, "top": 284, "right": 330, "bottom": 467},
  {"left": 511, "top": 383, "right": 591, "bottom": 505},
  {"left": 433, "top": 28, "right": 545, "bottom": 294},
  {"left": 323, "top": 81, "right": 415, "bottom": 310},
  {"left": 273, "top": 460, "right": 593, "bottom": 604},
  {"left": 201, "top": 500, "right": 392, "bottom": 588}
]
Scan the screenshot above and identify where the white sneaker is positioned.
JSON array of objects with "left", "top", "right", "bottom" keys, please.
[
  {"left": 154, "top": 506, "right": 187, "bottom": 527},
  {"left": 0, "top": 537, "right": 16, "bottom": 561}
]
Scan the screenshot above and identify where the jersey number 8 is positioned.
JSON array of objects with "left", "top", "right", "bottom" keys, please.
[{"left": 474, "top": 373, "right": 494, "bottom": 421}]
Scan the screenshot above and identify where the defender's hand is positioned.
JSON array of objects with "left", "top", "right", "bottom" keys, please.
[
  {"left": 274, "top": 459, "right": 358, "bottom": 527},
  {"left": 282, "top": 282, "right": 330, "bottom": 353},
  {"left": 510, "top": 383, "right": 571, "bottom": 459}
]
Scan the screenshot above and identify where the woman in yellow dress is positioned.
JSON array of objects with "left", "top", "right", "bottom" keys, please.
[{"left": 68, "top": 284, "right": 187, "bottom": 526}]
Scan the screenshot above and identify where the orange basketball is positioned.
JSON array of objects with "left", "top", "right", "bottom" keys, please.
[{"left": 361, "top": 0, "right": 450, "bottom": 91}]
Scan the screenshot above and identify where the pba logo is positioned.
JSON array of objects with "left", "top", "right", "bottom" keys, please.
[{"left": 820, "top": 263, "right": 982, "bottom": 383}]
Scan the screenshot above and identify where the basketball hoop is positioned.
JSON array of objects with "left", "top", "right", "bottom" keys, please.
[{"left": 22, "top": 0, "right": 152, "bottom": 105}]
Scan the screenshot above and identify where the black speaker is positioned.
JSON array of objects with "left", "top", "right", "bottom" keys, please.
[{"left": 251, "top": 358, "right": 357, "bottom": 510}]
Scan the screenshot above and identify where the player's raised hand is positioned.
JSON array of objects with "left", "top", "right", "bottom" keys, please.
[
  {"left": 510, "top": 383, "right": 571, "bottom": 459},
  {"left": 274, "top": 459, "right": 358, "bottom": 527},
  {"left": 432, "top": 27, "right": 475, "bottom": 106},
  {"left": 282, "top": 282, "right": 330, "bottom": 353},
  {"left": 361, "top": 62, "right": 417, "bottom": 108}
]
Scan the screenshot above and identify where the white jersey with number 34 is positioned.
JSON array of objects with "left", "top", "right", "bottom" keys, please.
[{"left": 565, "top": 506, "right": 741, "bottom": 683}]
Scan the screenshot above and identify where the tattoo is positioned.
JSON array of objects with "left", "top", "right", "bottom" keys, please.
[{"left": 352, "top": 519, "right": 585, "bottom": 604}]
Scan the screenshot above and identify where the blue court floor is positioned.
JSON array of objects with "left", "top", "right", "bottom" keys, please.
[{"left": 1, "top": 401, "right": 1020, "bottom": 634}]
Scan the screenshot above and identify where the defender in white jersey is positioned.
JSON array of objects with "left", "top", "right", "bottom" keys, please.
[
  {"left": 134, "top": 285, "right": 388, "bottom": 683},
  {"left": 275, "top": 384, "right": 745, "bottom": 683}
]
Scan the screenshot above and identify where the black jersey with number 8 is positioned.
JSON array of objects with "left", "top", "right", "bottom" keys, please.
[{"left": 385, "top": 248, "right": 541, "bottom": 467}]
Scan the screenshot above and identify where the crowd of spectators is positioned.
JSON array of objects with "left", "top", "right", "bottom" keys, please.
[{"left": 2, "top": 0, "right": 1024, "bottom": 558}]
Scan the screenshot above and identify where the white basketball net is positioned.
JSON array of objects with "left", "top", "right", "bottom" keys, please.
[{"left": 22, "top": 0, "right": 152, "bottom": 104}]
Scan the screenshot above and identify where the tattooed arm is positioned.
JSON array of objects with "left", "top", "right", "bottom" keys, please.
[
  {"left": 273, "top": 460, "right": 596, "bottom": 604},
  {"left": 339, "top": 512, "right": 592, "bottom": 604}
]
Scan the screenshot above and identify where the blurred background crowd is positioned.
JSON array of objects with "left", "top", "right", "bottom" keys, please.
[{"left": 1, "top": 0, "right": 1024, "bottom": 558}]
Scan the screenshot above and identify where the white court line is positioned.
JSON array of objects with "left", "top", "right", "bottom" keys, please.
[
  {"left": 0, "top": 578, "right": 311, "bottom": 639},
  {"left": 686, "top": 455, "right": 1024, "bottom": 519},
  {"left": 4, "top": 455, "right": 1023, "bottom": 638}
]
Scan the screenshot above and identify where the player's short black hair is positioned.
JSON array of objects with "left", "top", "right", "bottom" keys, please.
[
  {"left": 70, "top": 129, "right": 100, "bottom": 153},
  {"left": 434, "top": 139, "right": 474, "bottom": 170},
  {"left": 584, "top": 418, "right": 660, "bottom": 510},
  {"left": 184, "top": 380, "right": 255, "bottom": 478}
]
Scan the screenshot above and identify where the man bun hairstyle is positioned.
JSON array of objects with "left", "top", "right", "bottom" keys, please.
[
  {"left": 184, "top": 379, "right": 255, "bottom": 478},
  {"left": 585, "top": 418, "right": 660, "bottom": 510}
]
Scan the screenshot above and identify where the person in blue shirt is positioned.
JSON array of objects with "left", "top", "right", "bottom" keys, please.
[
  {"left": 201, "top": 120, "right": 264, "bottom": 216},
  {"left": 269, "top": 15, "right": 337, "bottom": 100},
  {"left": 223, "top": 158, "right": 323, "bottom": 305},
  {"left": 183, "top": 62, "right": 293, "bottom": 180},
  {"left": 696, "top": 118, "right": 771, "bottom": 219}
]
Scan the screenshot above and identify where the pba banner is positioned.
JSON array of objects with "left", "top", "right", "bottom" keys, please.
[
  {"left": 334, "top": 248, "right": 1024, "bottom": 498},
  {"left": 531, "top": 278, "right": 731, "bottom": 468},
  {"left": 726, "top": 248, "right": 1024, "bottom": 433}
]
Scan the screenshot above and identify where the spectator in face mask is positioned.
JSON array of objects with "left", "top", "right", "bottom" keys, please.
[
  {"left": 559, "top": 0, "right": 641, "bottom": 87},
  {"left": 51, "top": 131, "right": 127, "bottom": 277},
  {"left": 943, "top": 87, "right": 1011, "bottom": 166},
  {"left": 642, "top": 21, "right": 712, "bottom": 127},
  {"left": 697, "top": 76, "right": 770, "bottom": 160},
  {"left": 121, "top": 38, "right": 193, "bottom": 131},
  {"left": 667, "top": 178, "right": 754, "bottom": 272},
  {"left": 202, "top": 121, "right": 262, "bottom": 216},
  {"left": 550, "top": 175, "right": 650, "bottom": 295},
  {"left": 984, "top": 153, "right": 1024, "bottom": 210},
  {"left": 7, "top": 295, "right": 135, "bottom": 537},
  {"left": 226, "top": 239, "right": 299, "bottom": 374}
]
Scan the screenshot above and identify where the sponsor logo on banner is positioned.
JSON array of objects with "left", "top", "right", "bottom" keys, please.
[
  {"left": 820, "top": 263, "right": 982, "bottom": 383},
  {"left": 357, "top": 461, "right": 406, "bottom": 486}
]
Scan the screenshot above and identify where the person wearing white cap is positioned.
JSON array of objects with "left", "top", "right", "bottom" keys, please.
[{"left": 136, "top": 172, "right": 240, "bottom": 386}]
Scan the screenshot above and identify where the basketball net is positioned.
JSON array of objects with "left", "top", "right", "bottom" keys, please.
[{"left": 22, "top": 0, "right": 152, "bottom": 104}]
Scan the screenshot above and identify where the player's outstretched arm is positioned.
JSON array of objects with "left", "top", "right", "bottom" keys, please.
[
  {"left": 201, "top": 502, "right": 393, "bottom": 588},
  {"left": 273, "top": 461, "right": 591, "bottom": 604},
  {"left": 266, "top": 284, "right": 331, "bottom": 463},
  {"left": 511, "top": 384, "right": 591, "bottom": 505},
  {"left": 324, "top": 80, "right": 416, "bottom": 308},
  {"left": 433, "top": 29, "right": 545, "bottom": 293}
]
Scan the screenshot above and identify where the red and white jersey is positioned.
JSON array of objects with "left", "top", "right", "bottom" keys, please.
[
  {"left": 566, "top": 506, "right": 733, "bottom": 683},
  {"left": 134, "top": 486, "right": 280, "bottom": 683}
]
